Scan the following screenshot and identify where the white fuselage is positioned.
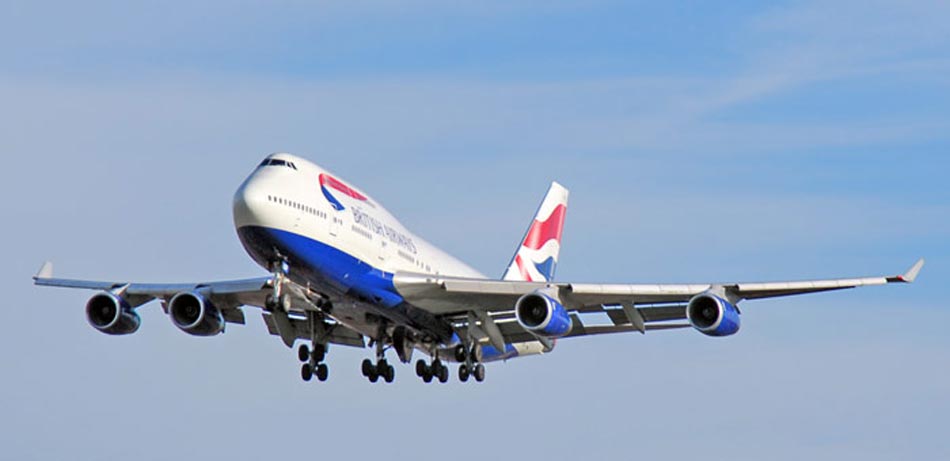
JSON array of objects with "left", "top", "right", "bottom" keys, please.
[{"left": 233, "top": 153, "right": 484, "bottom": 280}]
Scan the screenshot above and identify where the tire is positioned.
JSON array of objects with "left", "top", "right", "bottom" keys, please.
[
  {"left": 301, "top": 363, "right": 313, "bottom": 382},
  {"left": 384, "top": 365, "right": 395, "bottom": 383},
  {"left": 312, "top": 344, "right": 327, "bottom": 363},
  {"left": 438, "top": 365, "right": 449, "bottom": 383},
  {"left": 369, "top": 371, "right": 379, "bottom": 383},
  {"left": 474, "top": 363, "right": 486, "bottom": 382},
  {"left": 265, "top": 294, "right": 278, "bottom": 311},
  {"left": 298, "top": 344, "right": 310, "bottom": 362},
  {"left": 432, "top": 359, "right": 443, "bottom": 374},
  {"left": 454, "top": 345, "right": 467, "bottom": 363},
  {"left": 361, "top": 359, "right": 374, "bottom": 377},
  {"left": 316, "top": 364, "right": 329, "bottom": 382},
  {"left": 416, "top": 359, "right": 427, "bottom": 377},
  {"left": 459, "top": 364, "right": 470, "bottom": 382}
]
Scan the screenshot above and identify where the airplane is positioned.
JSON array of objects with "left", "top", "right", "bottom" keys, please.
[{"left": 34, "top": 153, "right": 926, "bottom": 384}]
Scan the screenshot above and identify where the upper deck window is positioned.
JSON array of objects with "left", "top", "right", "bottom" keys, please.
[{"left": 259, "top": 159, "right": 298, "bottom": 170}]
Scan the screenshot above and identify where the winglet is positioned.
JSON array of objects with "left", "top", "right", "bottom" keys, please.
[
  {"left": 35, "top": 261, "right": 53, "bottom": 280},
  {"left": 902, "top": 258, "right": 925, "bottom": 283},
  {"left": 888, "top": 258, "right": 925, "bottom": 283}
]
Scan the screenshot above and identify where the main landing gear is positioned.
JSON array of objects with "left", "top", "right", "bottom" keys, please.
[
  {"left": 455, "top": 344, "right": 486, "bottom": 383},
  {"left": 361, "top": 334, "right": 395, "bottom": 383},
  {"left": 415, "top": 358, "right": 449, "bottom": 384},
  {"left": 299, "top": 342, "right": 329, "bottom": 382}
]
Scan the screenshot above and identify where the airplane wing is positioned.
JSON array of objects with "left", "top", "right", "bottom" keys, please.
[
  {"left": 393, "top": 259, "right": 925, "bottom": 342},
  {"left": 32, "top": 262, "right": 364, "bottom": 348}
]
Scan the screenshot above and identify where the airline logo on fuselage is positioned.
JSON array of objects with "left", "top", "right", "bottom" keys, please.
[{"left": 319, "top": 174, "right": 367, "bottom": 211}]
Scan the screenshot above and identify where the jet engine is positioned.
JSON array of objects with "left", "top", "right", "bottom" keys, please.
[
  {"left": 515, "top": 291, "right": 573, "bottom": 338},
  {"left": 86, "top": 292, "right": 141, "bottom": 335},
  {"left": 686, "top": 292, "right": 741, "bottom": 337},
  {"left": 169, "top": 292, "right": 225, "bottom": 336}
]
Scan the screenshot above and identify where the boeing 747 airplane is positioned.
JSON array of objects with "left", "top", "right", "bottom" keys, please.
[{"left": 34, "top": 153, "right": 925, "bottom": 384}]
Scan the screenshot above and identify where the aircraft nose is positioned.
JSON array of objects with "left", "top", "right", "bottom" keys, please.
[{"left": 233, "top": 176, "right": 269, "bottom": 228}]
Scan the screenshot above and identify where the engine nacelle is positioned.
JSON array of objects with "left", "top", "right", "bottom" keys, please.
[
  {"left": 515, "top": 291, "right": 573, "bottom": 338},
  {"left": 86, "top": 292, "right": 141, "bottom": 335},
  {"left": 169, "top": 292, "right": 225, "bottom": 336},
  {"left": 686, "top": 292, "right": 741, "bottom": 337}
]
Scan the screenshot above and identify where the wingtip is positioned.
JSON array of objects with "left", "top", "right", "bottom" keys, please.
[
  {"left": 889, "top": 258, "right": 924, "bottom": 283},
  {"left": 35, "top": 261, "right": 53, "bottom": 280},
  {"left": 902, "top": 258, "right": 925, "bottom": 283}
]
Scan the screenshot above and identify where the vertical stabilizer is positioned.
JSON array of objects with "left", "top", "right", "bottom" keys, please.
[{"left": 502, "top": 182, "right": 569, "bottom": 282}]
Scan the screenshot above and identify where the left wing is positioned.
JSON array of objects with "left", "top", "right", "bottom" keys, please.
[{"left": 32, "top": 262, "right": 364, "bottom": 348}]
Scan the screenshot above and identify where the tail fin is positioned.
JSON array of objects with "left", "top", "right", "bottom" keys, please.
[{"left": 502, "top": 182, "right": 569, "bottom": 282}]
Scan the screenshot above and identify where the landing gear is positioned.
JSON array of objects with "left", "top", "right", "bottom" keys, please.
[
  {"left": 456, "top": 342, "right": 486, "bottom": 383},
  {"left": 362, "top": 334, "right": 396, "bottom": 384},
  {"left": 300, "top": 362, "right": 328, "bottom": 382},
  {"left": 299, "top": 342, "right": 329, "bottom": 383},
  {"left": 361, "top": 358, "right": 395, "bottom": 384},
  {"left": 415, "top": 357, "right": 449, "bottom": 384},
  {"left": 266, "top": 259, "right": 292, "bottom": 312},
  {"left": 473, "top": 363, "right": 485, "bottom": 382}
]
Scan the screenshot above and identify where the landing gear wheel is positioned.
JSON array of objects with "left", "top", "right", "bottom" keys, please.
[
  {"left": 422, "top": 368, "right": 433, "bottom": 383},
  {"left": 301, "top": 363, "right": 313, "bottom": 382},
  {"left": 374, "top": 359, "right": 393, "bottom": 383},
  {"left": 368, "top": 370, "right": 379, "bottom": 383},
  {"left": 459, "top": 364, "right": 470, "bottom": 382},
  {"left": 361, "top": 359, "right": 374, "bottom": 377},
  {"left": 312, "top": 344, "right": 327, "bottom": 363},
  {"left": 316, "top": 363, "right": 329, "bottom": 382},
  {"left": 474, "top": 363, "right": 486, "bottom": 382},
  {"left": 454, "top": 345, "right": 467, "bottom": 363},
  {"left": 438, "top": 365, "right": 449, "bottom": 383},
  {"left": 298, "top": 344, "right": 310, "bottom": 362},
  {"left": 416, "top": 360, "right": 427, "bottom": 377}
]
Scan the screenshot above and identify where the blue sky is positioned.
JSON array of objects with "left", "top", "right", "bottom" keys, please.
[{"left": 1, "top": 1, "right": 947, "bottom": 459}]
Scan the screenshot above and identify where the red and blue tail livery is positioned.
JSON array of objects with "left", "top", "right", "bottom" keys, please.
[{"left": 503, "top": 182, "right": 569, "bottom": 282}]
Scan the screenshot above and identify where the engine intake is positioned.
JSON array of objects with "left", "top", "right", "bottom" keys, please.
[
  {"left": 515, "top": 291, "right": 572, "bottom": 338},
  {"left": 86, "top": 292, "right": 140, "bottom": 335},
  {"left": 169, "top": 292, "right": 225, "bottom": 336},
  {"left": 686, "top": 292, "right": 741, "bottom": 337}
]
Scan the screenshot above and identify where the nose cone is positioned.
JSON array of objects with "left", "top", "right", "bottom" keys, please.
[{"left": 233, "top": 175, "right": 269, "bottom": 229}]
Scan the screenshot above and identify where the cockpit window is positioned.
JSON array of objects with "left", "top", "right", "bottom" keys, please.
[{"left": 259, "top": 158, "right": 298, "bottom": 170}]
